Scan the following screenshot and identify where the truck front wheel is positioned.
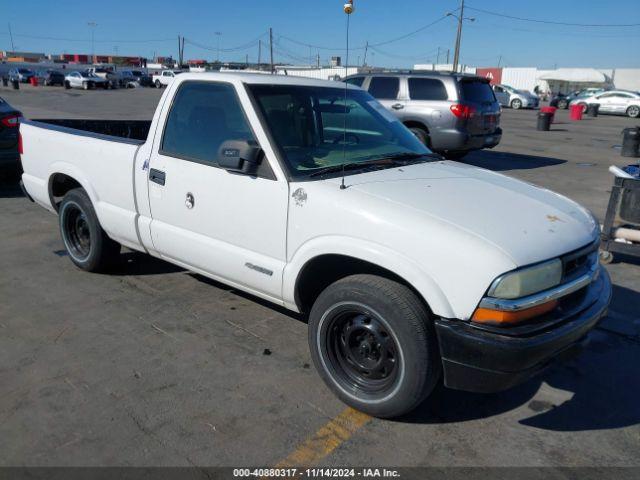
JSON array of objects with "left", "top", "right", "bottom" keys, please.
[
  {"left": 59, "top": 188, "right": 120, "bottom": 272},
  {"left": 308, "top": 274, "right": 441, "bottom": 418}
]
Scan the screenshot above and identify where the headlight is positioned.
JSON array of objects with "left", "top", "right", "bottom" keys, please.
[{"left": 488, "top": 258, "right": 562, "bottom": 299}]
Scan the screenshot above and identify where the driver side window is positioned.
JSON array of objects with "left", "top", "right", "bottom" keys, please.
[{"left": 161, "top": 81, "right": 256, "bottom": 166}]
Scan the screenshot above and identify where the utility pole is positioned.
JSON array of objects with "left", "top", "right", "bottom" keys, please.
[
  {"left": 8, "top": 23, "right": 15, "bottom": 51},
  {"left": 363, "top": 41, "right": 368, "bottom": 66},
  {"left": 245, "top": 53, "right": 248, "bottom": 66},
  {"left": 88, "top": 22, "right": 97, "bottom": 62},
  {"left": 446, "top": 49, "right": 450, "bottom": 64},
  {"left": 215, "top": 32, "right": 222, "bottom": 63},
  {"left": 258, "top": 40, "right": 262, "bottom": 66},
  {"left": 452, "top": 0, "right": 464, "bottom": 72},
  {"left": 497, "top": 55, "right": 502, "bottom": 67},
  {"left": 177, "top": 35, "right": 182, "bottom": 65},
  {"left": 436, "top": 47, "right": 441, "bottom": 64},
  {"left": 317, "top": 53, "right": 320, "bottom": 68},
  {"left": 269, "top": 27, "right": 274, "bottom": 73}
]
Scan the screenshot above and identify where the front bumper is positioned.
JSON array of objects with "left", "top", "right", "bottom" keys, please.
[{"left": 434, "top": 267, "right": 611, "bottom": 393}]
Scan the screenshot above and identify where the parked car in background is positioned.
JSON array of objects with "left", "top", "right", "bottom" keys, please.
[
  {"left": 8, "top": 68, "right": 35, "bottom": 83},
  {"left": 554, "top": 88, "right": 607, "bottom": 109},
  {"left": 36, "top": 69, "right": 66, "bottom": 87},
  {"left": 117, "top": 70, "right": 140, "bottom": 88},
  {"left": 152, "top": 70, "right": 183, "bottom": 88},
  {"left": 571, "top": 90, "right": 640, "bottom": 118},
  {"left": 120, "top": 69, "right": 153, "bottom": 87},
  {"left": 492, "top": 84, "right": 539, "bottom": 109},
  {"left": 20, "top": 72, "right": 611, "bottom": 418},
  {"left": 344, "top": 71, "right": 501, "bottom": 160},
  {"left": 64, "top": 71, "right": 107, "bottom": 90},
  {"left": 86, "top": 67, "right": 119, "bottom": 88},
  {"left": 0, "top": 96, "right": 22, "bottom": 169}
]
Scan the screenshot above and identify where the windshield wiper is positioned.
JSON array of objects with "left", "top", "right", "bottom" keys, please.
[{"left": 307, "top": 152, "right": 432, "bottom": 178}]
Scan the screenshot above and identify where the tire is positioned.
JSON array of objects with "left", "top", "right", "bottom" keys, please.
[
  {"left": 441, "top": 151, "right": 468, "bottom": 161},
  {"left": 64, "top": 81, "right": 71, "bottom": 90},
  {"left": 408, "top": 127, "right": 430, "bottom": 147},
  {"left": 627, "top": 105, "right": 640, "bottom": 118},
  {"left": 558, "top": 99, "right": 569, "bottom": 109},
  {"left": 511, "top": 98, "right": 522, "bottom": 110},
  {"left": 59, "top": 188, "right": 120, "bottom": 272},
  {"left": 155, "top": 80, "right": 162, "bottom": 88},
  {"left": 308, "top": 274, "right": 441, "bottom": 418}
]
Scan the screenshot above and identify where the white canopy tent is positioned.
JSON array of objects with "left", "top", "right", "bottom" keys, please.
[{"left": 536, "top": 68, "right": 613, "bottom": 95}]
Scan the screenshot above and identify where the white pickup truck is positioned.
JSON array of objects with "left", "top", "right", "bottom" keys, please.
[
  {"left": 152, "top": 69, "right": 183, "bottom": 88},
  {"left": 20, "top": 73, "right": 611, "bottom": 418}
]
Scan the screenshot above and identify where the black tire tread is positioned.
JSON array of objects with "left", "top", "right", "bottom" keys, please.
[
  {"left": 309, "top": 274, "right": 441, "bottom": 418},
  {"left": 59, "top": 188, "right": 120, "bottom": 272}
]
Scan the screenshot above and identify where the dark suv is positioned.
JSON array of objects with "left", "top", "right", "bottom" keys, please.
[{"left": 344, "top": 72, "right": 502, "bottom": 159}]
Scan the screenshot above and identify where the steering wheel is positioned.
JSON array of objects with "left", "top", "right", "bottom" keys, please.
[{"left": 332, "top": 132, "right": 360, "bottom": 145}]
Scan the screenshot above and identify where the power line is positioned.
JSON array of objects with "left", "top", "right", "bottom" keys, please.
[
  {"left": 277, "top": 12, "right": 454, "bottom": 51},
  {"left": 183, "top": 32, "right": 267, "bottom": 53},
  {"left": 0, "top": 32, "right": 175, "bottom": 43},
  {"left": 466, "top": 5, "right": 640, "bottom": 27}
]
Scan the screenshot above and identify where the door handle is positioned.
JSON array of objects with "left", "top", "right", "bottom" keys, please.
[
  {"left": 149, "top": 168, "right": 165, "bottom": 186},
  {"left": 391, "top": 103, "right": 404, "bottom": 110}
]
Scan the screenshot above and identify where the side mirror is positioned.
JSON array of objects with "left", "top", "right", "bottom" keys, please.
[{"left": 217, "top": 140, "right": 262, "bottom": 175}]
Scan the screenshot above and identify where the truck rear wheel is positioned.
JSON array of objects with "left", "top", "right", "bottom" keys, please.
[
  {"left": 59, "top": 188, "right": 120, "bottom": 272},
  {"left": 308, "top": 274, "right": 441, "bottom": 418}
]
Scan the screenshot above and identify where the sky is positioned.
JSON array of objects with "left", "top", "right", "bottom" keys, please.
[{"left": 2, "top": 0, "right": 640, "bottom": 69}]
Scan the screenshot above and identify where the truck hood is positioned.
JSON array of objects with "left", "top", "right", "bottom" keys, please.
[{"left": 327, "top": 161, "right": 597, "bottom": 266}]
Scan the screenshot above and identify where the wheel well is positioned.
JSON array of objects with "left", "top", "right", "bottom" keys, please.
[
  {"left": 294, "top": 254, "right": 430, "bottom": 314},
  {"left": 49, "top": 173, "right": 82, "bottom": 211},
  {"left": 403, "top": 121, "right": 429, "bottom": 133}
]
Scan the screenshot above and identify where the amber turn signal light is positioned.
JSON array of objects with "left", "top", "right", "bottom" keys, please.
[{"left": 472, "top": 300, "right": 558, "bottom": 325}]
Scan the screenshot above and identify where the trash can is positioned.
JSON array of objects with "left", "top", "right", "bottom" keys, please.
[
  {"left": 622, "top": 127, "right": 640, "bottom": 157},
  {"left": 12, "top": 79, "right": 19, "bottom": 90},
  {"left": 587, "top": 103, "right": 599, "bottom": 117},
  {"left": 569, "top": 104, "right": 583, "bottom": 121},
  {"left": 30, "top": 76, "right": 38, "bottom": 87},
  {"left": 540, "top": 106, "right": 557, "bottom": 123},
  {"left": 620, "top": 167, "right": 640, "bottom": 224},
  {"left": 537, "top": 112, "right": 552, "bottom": 131}
]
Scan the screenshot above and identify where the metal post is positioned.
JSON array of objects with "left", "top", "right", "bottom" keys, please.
[
  {"left": 446, "top": 49, "right": 450, "bottom": 64},
  {"left": 363, "top": 41, "right": 368, "bottom": 66},
  {"left": 269, "top": 27, "right": 274, "bottom": 73},
  {"left": 88, "top": 22, "right": 97, "bottom": 63},
  {"left": 452, "top": 0, "right": 464, "bottom": 72},
  {"left": 258, "top": 40, "right": 262, "bottom": 65},
  {"left": 8, "top": 23, "right": 15, "bottom": 51},
  {"left": 436, "top": 47, "right": 441, "bottom": 65}
]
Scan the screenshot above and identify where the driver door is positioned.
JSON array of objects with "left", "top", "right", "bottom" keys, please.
[{"left": 147, "top": 80, "right": 289, "bottom": 302}]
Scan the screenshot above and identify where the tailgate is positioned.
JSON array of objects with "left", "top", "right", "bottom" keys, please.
[{"left": 459, "top": 79, "right": 501, "bottom": 135}]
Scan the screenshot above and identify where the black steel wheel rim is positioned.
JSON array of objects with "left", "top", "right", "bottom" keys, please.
[
  {"left": 63, "top": 204, "right": 91, "bottom": 260},
  {"left": 323, "top": 307, "right": 400, "bottom": 394}
]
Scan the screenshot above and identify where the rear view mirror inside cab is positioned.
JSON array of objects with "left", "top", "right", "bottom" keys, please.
[{"left": 217, "top": 139, "right": 263, "bottom": 175}]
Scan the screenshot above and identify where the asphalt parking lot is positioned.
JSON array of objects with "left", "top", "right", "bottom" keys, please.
[{"left": 1, "top": 84, "right": 639, "bottom": 468}]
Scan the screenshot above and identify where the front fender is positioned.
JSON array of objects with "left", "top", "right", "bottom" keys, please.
[{"left": 282, "top": 235, "right": 455, "bottom": 318}]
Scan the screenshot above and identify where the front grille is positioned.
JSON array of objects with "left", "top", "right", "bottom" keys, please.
[{"left": 561, "top": 241, "right": 598, "bottom": 282}]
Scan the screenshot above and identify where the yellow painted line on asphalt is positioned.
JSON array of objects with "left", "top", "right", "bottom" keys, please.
[{"left": 274, "top": 407, "right": 372, "bottom": 468}]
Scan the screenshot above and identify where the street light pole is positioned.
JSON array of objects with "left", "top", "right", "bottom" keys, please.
[
  {"left": 88, "top": 22, "right": 97, "bottom": 63},
  {"left": 452, "top": 0, "right": 464, "bottom": 72},
  {"left": 215, "top": 32, "right": 222, "bottom": 63}
]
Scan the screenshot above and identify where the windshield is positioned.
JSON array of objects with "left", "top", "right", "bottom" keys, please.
[
  {"left": 19, "top": 69, "right": 32, "bottom": 74},
  {"left": 248, "top": 85, "right": 432, "bottom": 179}
]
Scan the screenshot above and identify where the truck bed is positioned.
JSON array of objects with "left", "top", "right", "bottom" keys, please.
[{"left": 31, "top": 119, "right": 151, "bottom": 143}]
